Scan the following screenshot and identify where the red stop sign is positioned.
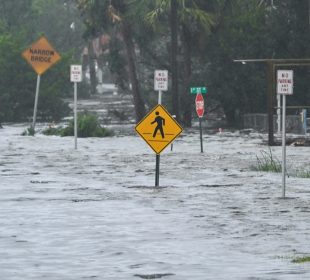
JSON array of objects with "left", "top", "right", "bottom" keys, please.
[{"left": 195, "top": 93, "right": 204, "bottom": 118}]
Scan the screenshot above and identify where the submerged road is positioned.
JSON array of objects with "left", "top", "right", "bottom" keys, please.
[{"left": 1, "top": 124, "right": 310, "bottom": 279}]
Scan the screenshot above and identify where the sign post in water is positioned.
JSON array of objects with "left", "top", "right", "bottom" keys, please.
[
  {"left": 191, "top": 87, "right": 207, "bottom": 153},
  {"left": 153, "top": 70, "right": 168, "bottom": 186},
  {"left": 22, "top": 36, "right": 61, "bottom": 131},
  {"left": 277, "top": 70, "right": 293, "bottom": 198},
  {"left": 135, "top": 105, "right": 183, "bottom": 187},
  {"left": 70, "top": 65, "right": 82, "bottom": 149},
  {"left": 195, "top": 93, "right": 204, "bottom": 153}
]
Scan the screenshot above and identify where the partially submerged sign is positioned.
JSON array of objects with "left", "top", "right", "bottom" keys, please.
[
  {"left": 135, "top": 104, "right": 183, "bottom": 154},
  {"left": 22, "top": 36, "right": 61, "bottom": 75}
]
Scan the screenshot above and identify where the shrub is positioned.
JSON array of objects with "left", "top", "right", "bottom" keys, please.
[
  {"left": 252, "top": 150, "right": 310, "bottom": 178},
  {"left": 21, "top": 126, "right": 35, "bottom": 136},
  {"left": 292, "top": 256, "right": 310, "bottom": 263},
  {"left": 251, "top": 148, "right": 281, "bottom": 173},
  {"left": 295, "top": 169, "right": 310, "bottom": 178},
  {"left": 42, "top": 126, "right": 63, "bottom": 136},
  {"left": 42, "top": 113, "right": 114, "bottom": 138}
]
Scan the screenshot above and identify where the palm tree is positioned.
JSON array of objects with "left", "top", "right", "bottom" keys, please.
[
  {"left": 145, "top": 0, "right": 215, "bottom": 126},
  {"left": 170, "top": 0, "right": 180, "bottom": 121},
  {"left": 107, "top": 1, "right": 147, "bottom": 122},
  {"left": 76, "top": 0, "right": 146, "bottom": 122}
]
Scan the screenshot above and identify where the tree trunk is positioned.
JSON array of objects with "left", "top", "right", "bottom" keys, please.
[
  {"left": 121, "top": 22, "right": 146, "bottom": 123},
  {"left": 181, "top": 25, "right": 192, "bottom": 127},
  {"left": 170, "top": 0, "right": 180, "bottom": 121},
  {"left": 88, "top": 40, "right": 97, "bottom": 95}
]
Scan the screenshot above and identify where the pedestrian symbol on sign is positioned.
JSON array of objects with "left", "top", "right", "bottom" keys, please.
[
  {"left": 135, "top": 104, "right": 183, "bottom": 154},
  {"left": 151, "top": 111, "right": 165, "bottom": 138}
]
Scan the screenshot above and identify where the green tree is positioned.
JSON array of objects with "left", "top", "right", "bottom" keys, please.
[
  {"left": 75, "top": 0, "right": 146, "bottom": 122},
  {"left": 32, "top": 0, "right": 84, "bottom": 54},
  {"left": 199, "top": 0, "right": 310, "bottom": 125},
  {"left": 0, "top": 0, "right": 35, "bottom": 33},
  {"left": 0, "top": 0, "right": 83, "bottom": 122},
  {"left": 204, "top": 1, "right": 268, "bottom": 124},
  {"left": 0, "top": 33, "right": 34, "bottom": 121},
  {"left": 72, "top": 0, "right": 309, "bottom": 127},
  {"left": 170, "top": 0, "right": 180, "bottom": 121},
  {"left": 145, "top": 0, "right": 215, "bottom": 126}
]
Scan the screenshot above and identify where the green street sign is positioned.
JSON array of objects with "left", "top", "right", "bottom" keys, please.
[{"left": 190, "top": 87, "right": 207, "bottom": 94}]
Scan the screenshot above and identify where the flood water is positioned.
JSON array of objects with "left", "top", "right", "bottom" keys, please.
[{"left": 1, "top": 124, "right": 310, "bottom": 279}]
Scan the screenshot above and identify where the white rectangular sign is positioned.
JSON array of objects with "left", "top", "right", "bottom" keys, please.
[
  {"left": 70, "top": 65, "right": 82, "bottom": 83},
  {"left": 277, "top": 70, "right": 293, "bottom": 95},
  {"left": 154, "top": 70, "right": 168, "bottom": 91}
]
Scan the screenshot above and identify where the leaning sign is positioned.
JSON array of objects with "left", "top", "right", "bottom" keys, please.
[{"left": 22, "top": 36, "right": 61, "bottom": 130}]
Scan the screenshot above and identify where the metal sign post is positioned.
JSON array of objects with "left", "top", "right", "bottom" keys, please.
[
  {"left": 195, "top": 93, "right": 205, "bottom": 153},
  {"left": 199, "top": 118, "right": 203, "bottom": 153},
  {"left": 281, "top": 94, "right": 287, "bottom": 197},
  {"left": 154, "top": 70, "right": 168, "bottom": 186},
  {"left": 156, "top": 91, "right": 161, "bottom": 187},
  {"left": 158, "top": 90, "right": 162, "bottom": 105},
  {"left": 74, "top": 82, "right": 78, "bottom": 149},
  {"left": 277, "top": 70, "right": 293, "bottom": 198},
  {"left": 70, "top": 65, "right": 82, "bottom": 149},
  {"left": 191, "top": 87, "right": 207, "bottom": 153},
  {"left": 135, "top": 105, "right": 183, "bottom": 187},
  {"left": 170, "top": 115, "right": 176, "bottom": 151},
  {"left": 302, "top": 109, "right": 307, "bottom": 135},
  {"left": 277, "top": 94, "right": 281, "bottom": 134},
  {"left": 32, "top": 75, "right": 41, "bottom": 129}
]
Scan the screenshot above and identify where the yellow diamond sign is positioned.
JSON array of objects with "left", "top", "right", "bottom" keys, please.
[
  {"left": 22, "top": 36, "right": 61, "bottom": 75},
  {"left": 135, "top": 104, "right": 183, "bottom": 154}
]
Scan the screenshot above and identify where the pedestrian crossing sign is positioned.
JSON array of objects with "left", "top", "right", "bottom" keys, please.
[{"left": 135, "top": 104, "right": 183, "bottom": 154}]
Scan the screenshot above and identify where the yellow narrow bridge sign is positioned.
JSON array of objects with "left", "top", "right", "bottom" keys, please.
[
  {"left": 135, "top": 104, "right": 183, "bottom": 154},
  {"left": 22, "top": 36, "right": 61, "bottom": 75}
]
